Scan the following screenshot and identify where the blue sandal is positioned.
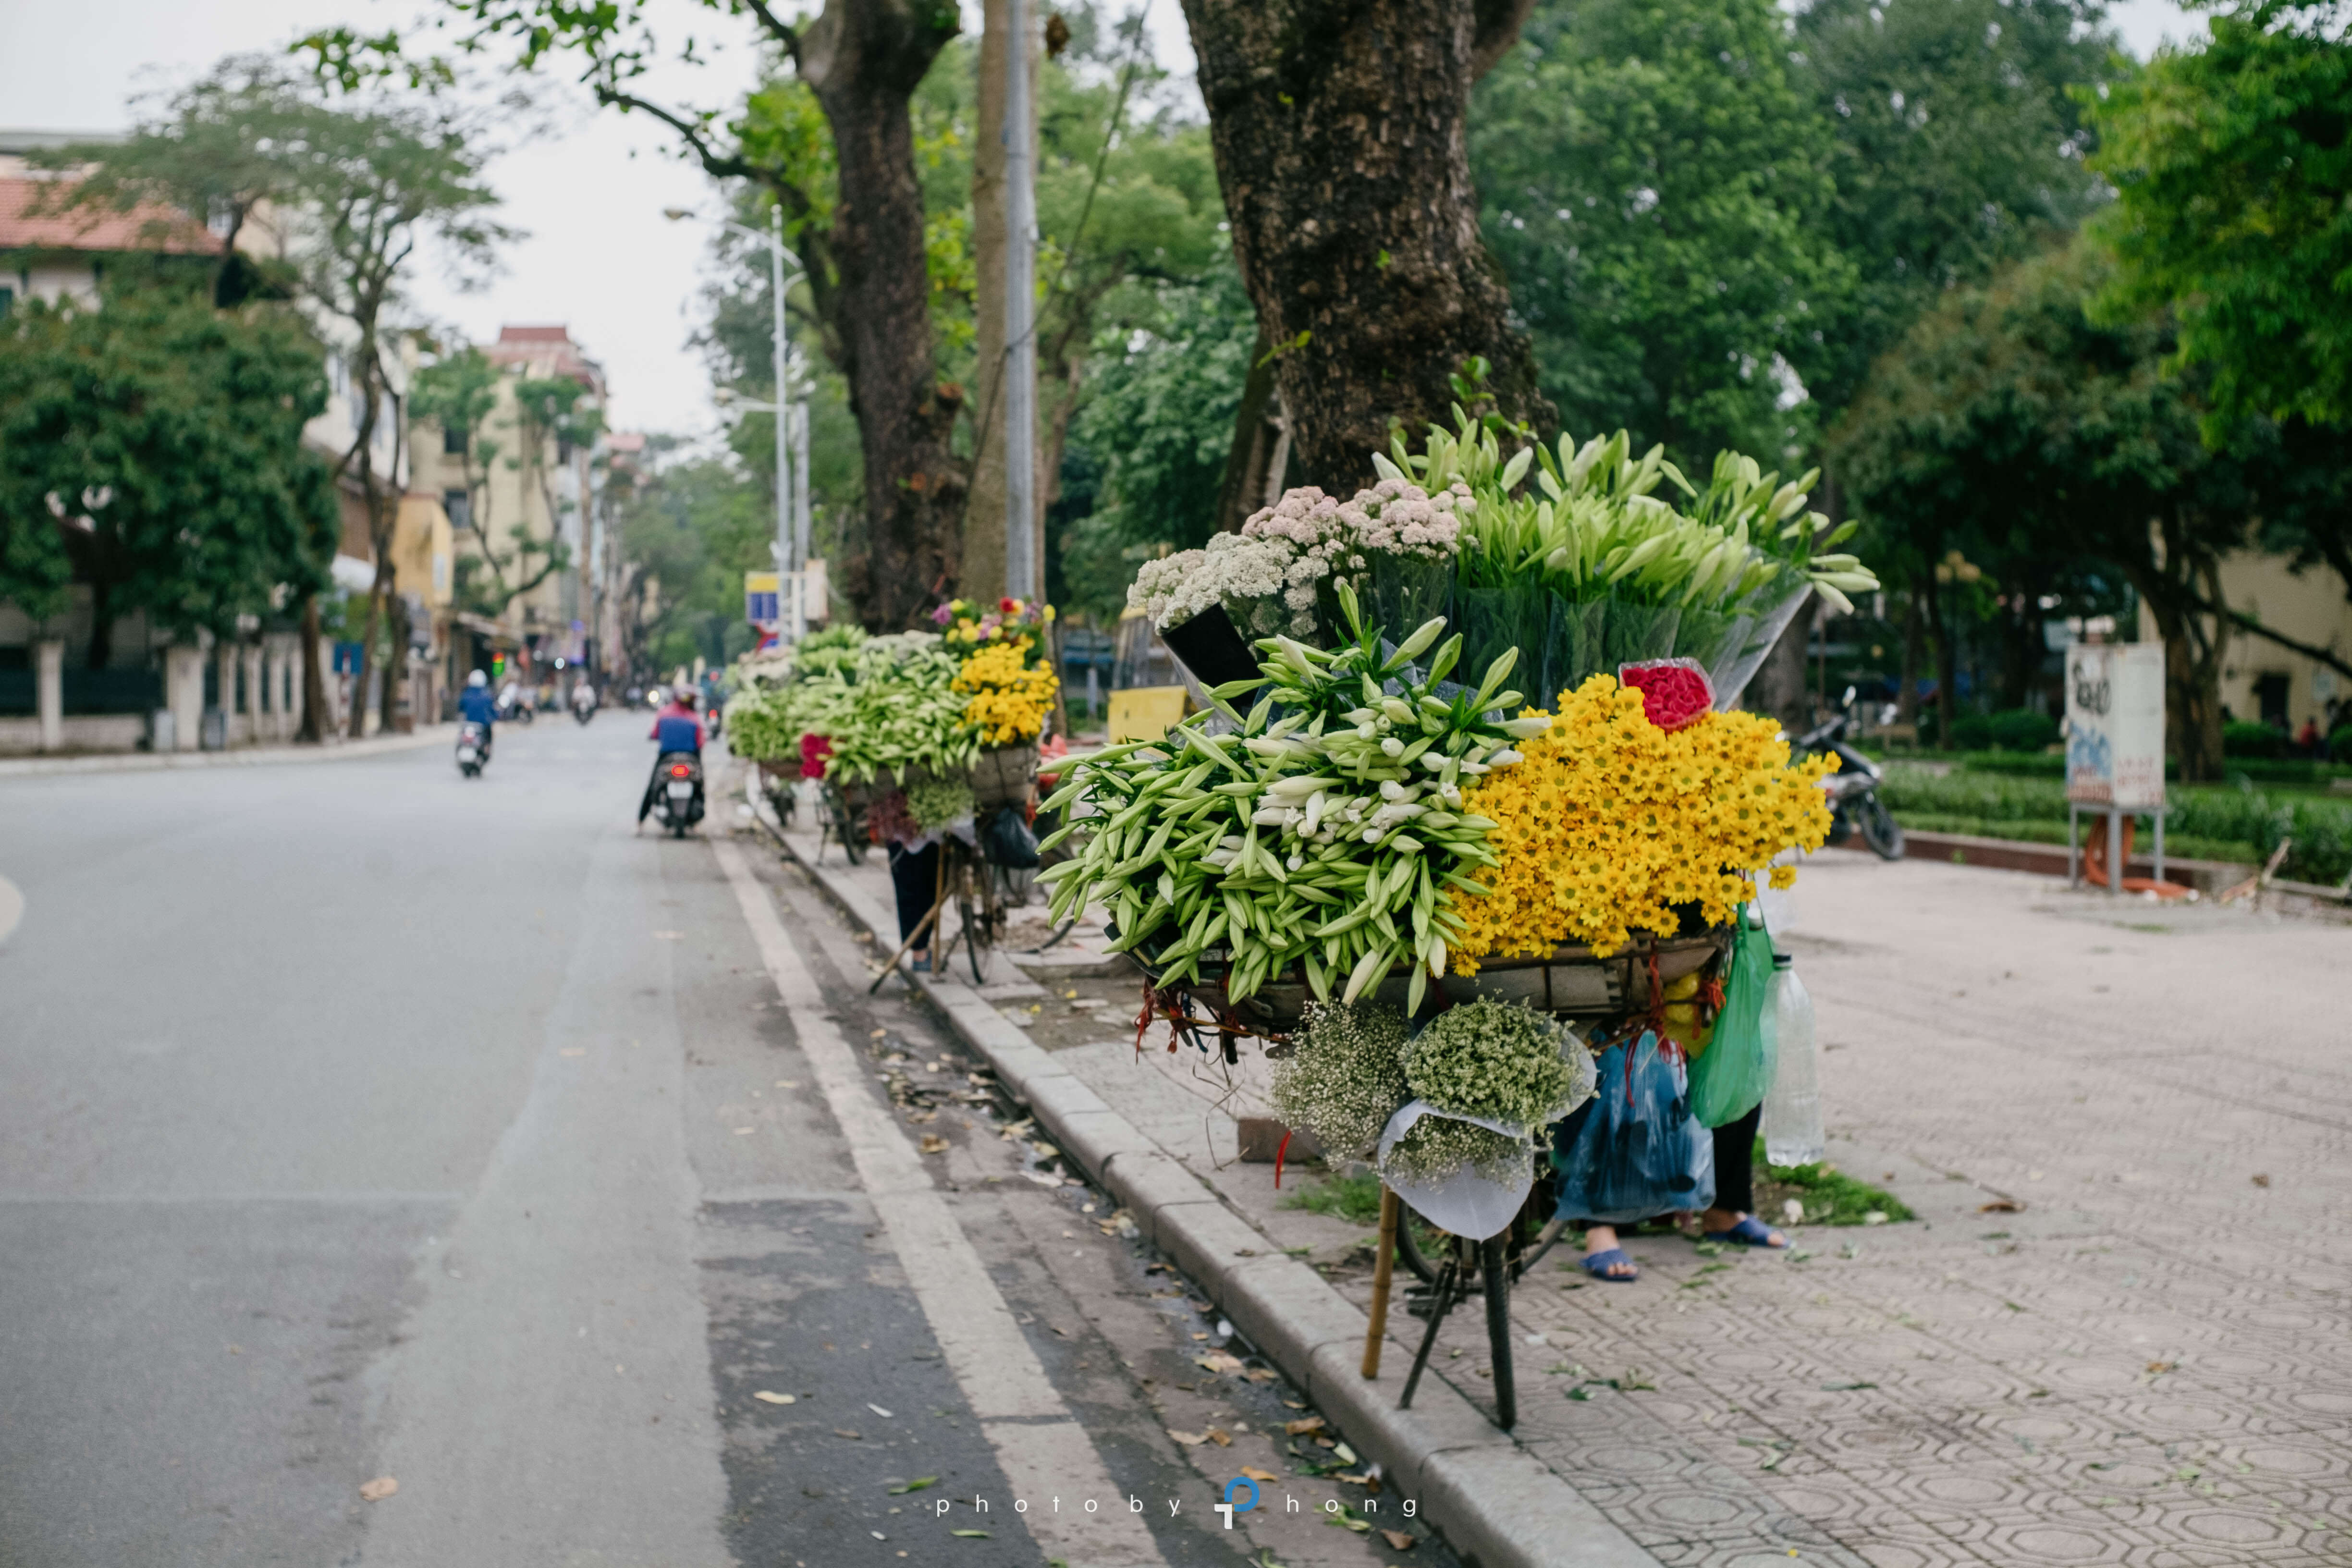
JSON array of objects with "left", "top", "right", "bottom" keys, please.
[
  {"left": 1580, "top": 1248, "right": 1640, "bottom": 1282},
  {"left": 1703, "top": 1215, "right": 1787, "bottom": 1249}
]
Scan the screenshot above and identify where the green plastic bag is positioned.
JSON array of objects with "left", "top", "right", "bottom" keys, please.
[{"left": 1688, "top": 905, "right": 1777, "bottom": 1127}]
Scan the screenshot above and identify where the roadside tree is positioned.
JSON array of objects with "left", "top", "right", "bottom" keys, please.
[{"left": 0, "top": 281, "right": 340, "bottom": 668}]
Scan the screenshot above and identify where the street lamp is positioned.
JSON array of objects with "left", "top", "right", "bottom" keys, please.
[{"left": 670, "top": 204, "right": 811, "bottom": 641}]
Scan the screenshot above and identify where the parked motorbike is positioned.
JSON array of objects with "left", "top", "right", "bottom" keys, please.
[
  {"left": 1794, "top": 688, "right": 1903, "bottom": 860},
  {"left": 455, "top": 720, "right": 491, "bottom": 779},
  {"left": 651, "top": 752, "right": 705, "bottom": 837}
]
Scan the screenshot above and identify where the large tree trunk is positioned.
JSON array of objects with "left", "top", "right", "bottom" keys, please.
[
  {"left": 1896, "top": 582, "right": 1924, "bottom": 728},
  {"left": 1179, "top": 0, "right": 1551, "bottom": 492},
  {"left": 802, "top": 2, "right": 969, "bottom": 630},
  {"left": 1216, "top": 319, "right": 1284, "bottom": 533},
  {"left": 298, "top": 592, "right": 330, "bottom": 743}
]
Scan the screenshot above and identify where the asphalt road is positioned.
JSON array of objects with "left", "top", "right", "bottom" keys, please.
[{"left": 0, "top": 718, "right": 1446, "bottom": 1568}]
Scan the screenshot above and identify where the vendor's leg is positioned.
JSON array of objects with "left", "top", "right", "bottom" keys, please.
[
  {"left": 1702, "top": 1105, "right": 1785, "bottom": 1246},
  {"left": 1576, "top": 1223, "right": 1638, "bottom": 1280},
  {"left": 887, "top": 841, "right": 941, "bottom": 963}
]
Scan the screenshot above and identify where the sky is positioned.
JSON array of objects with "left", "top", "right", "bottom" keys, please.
[{"left": 2, "top": 0, "right": 2206, "bottom": 443}]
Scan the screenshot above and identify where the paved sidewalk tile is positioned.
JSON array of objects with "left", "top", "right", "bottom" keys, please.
[{"left": 776, "top": 800, "right": 2352, "bottom": 1567}]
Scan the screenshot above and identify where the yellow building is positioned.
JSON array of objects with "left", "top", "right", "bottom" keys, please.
[{"left": 2144, "top": 552, "right": 2352, "bottom": 735}]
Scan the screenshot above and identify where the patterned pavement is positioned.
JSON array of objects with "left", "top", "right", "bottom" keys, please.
[
  {"left": 1422, "top": 853, "right": 2352, "bottom": 1568},
  {"left": 822, "top": 819, "right": 2352, "bottom": 1567}
]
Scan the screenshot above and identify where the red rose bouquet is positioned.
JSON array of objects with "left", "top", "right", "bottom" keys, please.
[
  {"left": 1617, "top": 658, "right": 1715, "bottom": 732},
  {"left": 799, "top": 731, "right": 834, "bottom": 780}
]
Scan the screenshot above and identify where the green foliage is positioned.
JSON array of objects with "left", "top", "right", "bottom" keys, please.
[
  {"left": 1059, "top": 260, "right": 1258, "bottom": 619},
  {"left": 2223, "top": 721, "right": 2288, "bottom": 760},
  {"left": 2084, "top": 0, "right": 2352, "bottom": 434},
  {"left": 1948, "top": 708, "right": 2061, "bottom": 752},
  {"left": 906, "top": 774, "right": 976, "bottom": 830},
  {"left": 612, "top": 443, "right": 771, "bottom": 676},
  {"left": 1754, "top": 1142, "right": 1915, "bottom": 1224},
  {"left": 1472, "top": 0, "right": 1853, "bottom": 465},
  {"left": 1878, "top": 763, "right": 2352, "bottom": 881},
  {"left": 0, "top": 282, "right": 338, "bottom": 644},
  {"left": 1278, "top": 1169, "right": 1387, "bottom": 1225},
  {"left": 1793, "top": 0, "right": 2121, "bottom": 411}
]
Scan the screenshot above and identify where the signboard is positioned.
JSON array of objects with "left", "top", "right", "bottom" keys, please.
[
  {"left": 2065, "top": 643, "right": 2166, "bottom": 810},
  {"left": 745, "top": 571, "right": 780, "bottom": 627},
  {"left": 1107, "top": 686, "right": 1191, "bottom": 744}
]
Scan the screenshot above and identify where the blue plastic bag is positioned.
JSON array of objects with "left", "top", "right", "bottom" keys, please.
[{"left": 1550, "top": 1030, "right": 1716, "bottom": 1224}]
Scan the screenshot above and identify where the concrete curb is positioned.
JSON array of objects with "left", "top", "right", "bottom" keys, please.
[
  {"left": 746, "top": 777, "right": 1661, "bottom": 1568},
  {"left": 0, "top": 727, "right": 448, "bottom": 778}
]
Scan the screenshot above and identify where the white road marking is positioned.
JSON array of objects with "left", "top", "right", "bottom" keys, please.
[{"left": 713, "top": 839, "right": 1170, "bottom": 1568}]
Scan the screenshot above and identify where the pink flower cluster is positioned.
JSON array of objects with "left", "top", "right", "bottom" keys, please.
[{"left": 1241, "top": 479, "right": 1465, "bottom": 570}]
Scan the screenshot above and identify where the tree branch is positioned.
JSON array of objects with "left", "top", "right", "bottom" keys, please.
[
  {"left": 736, "top": 0, "right": 804, "bottom": 69},
  {"left": 2203, "top": 598, "right": 2352, "bottom": 683},
  {"left": 593, "top": 86, "right": 760, "bottom": 183}
]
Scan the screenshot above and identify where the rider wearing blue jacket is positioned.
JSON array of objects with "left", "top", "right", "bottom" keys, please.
[{"left": 458, "top": 670, "right": 497, "bottom": 730}]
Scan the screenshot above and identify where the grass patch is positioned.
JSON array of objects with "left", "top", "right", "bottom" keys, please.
[
  {"left": 1279, "top": 1169, "right": 1386, "bottom": 1225},
  {"left": 1753, "top": 1140, "right": 1914, "bottom": 1226}
]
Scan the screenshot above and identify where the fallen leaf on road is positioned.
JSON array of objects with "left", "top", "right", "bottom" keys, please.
[
  {"left": 359, "top": 1477, "right": 398, "bottom": 1502},
  {"left": 1204, "top": 1428, "right": 1232, "bottom": 1446},
  {"left": 559, "top": 1048, "right": 586, "bottom": 1058},
  {"left": 919, "top": 1135, "right": 950, "bottom": 1154},
  {"left": 1382, "top": 1529, "right": 1416, "bottom": 1550},
  {"left": 1324, "top": 1513, "right": 1372, "bottom": 1533},
  {"left": 887, "top": 1476, "right": 938, "bottom": 1494},
  {"left": 1978, "top": 1199, "right": 2021, "bottom": 1213},
  {"left": 753, "top": 1391, "right": 796, "bottom": 1405},
  {"left": 1021, "top": 1171, "right": 1063, "bottom": 1187},
  {"left": 2251, "top": 1173, "right": 2270, "bottom": 1188},
  {"left": 870, "top": 1029, "right": 887, "bottom": 1039},
  {"left": 834, "top": 1429, "right": 862, "bottom": 1440},
  {"left": 733, "top": 1127, "right": 755, "bottom": 1136},
  {"left": 1240, "top": 1466, "right": 1280, "bottom": 1483},
  {"left": 1168, "top": 1430, "right": 1209, "bottom": 1446},
  {"left": 868, "top": 1403, "right": 894, "bottom": 1418},
  {"left": 950, "top": 1529, "right": 991, "bottom": 1538},
  {"left": 1195, "top": 1353, "right": 1244, "bottom": 1373},
  {"left": 1243, "top": 1368, "right": 1278, "bottom": 1383},
  {"left": 2146, "top": 1360, "right": 2176, "bottom": 1374},
  {"left": 1284, "top": 1416, "right": 1326, "bottom": 1436},
  {"left": 1821, "top": 1381, "right": 1877, "bottom": 1391}
]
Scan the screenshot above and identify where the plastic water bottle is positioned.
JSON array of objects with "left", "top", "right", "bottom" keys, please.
[{"left": 1758, "top": 953, "right": 1824, "bottom": 1167}]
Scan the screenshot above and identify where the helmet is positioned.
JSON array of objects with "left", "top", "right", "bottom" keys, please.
[
  {"left": 467, "top": 670, "right": 488, "bottom": 688},
  {"left": 677, "top": 689, "right": 698, "bottom": 710}
]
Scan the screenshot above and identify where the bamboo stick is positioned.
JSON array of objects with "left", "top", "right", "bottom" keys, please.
[{"left": 1363, "top": 1185, "right": 1401, "bottom": 1378}]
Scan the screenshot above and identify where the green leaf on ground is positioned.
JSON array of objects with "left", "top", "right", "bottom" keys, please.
[
  {"left": 951, "top": 1528, "right": 992, "bottom": 1537},
  {"left": 1754, "top": 1140, "right": 1915, "bottom": 1225},
  {"left": 888, "top": 1476, "right": 939, "bottom": 1494},
  {"left": 1278, "top": 1171, "right": 1384, "bottom": 1224}
]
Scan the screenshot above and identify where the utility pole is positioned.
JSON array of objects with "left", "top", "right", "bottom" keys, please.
[
  {"left": 769, "top": 203, "right": 799, "bottom": 640},
  {"left": 1002, "top": 0, "right": 1039, "bottom": 602}
]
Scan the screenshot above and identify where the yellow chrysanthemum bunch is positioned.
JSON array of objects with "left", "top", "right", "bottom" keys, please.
[
  {"left": 954, "top": 640, "right": 1059, "bottom": 746},
  {"left": 1448, "top": 674, "right": 1834, "bottom": 967}
]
